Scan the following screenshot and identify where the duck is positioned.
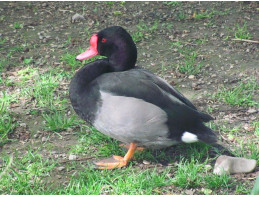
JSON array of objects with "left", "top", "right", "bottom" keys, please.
[{"left": 69, "top": 26, "right": 217, "bottom": 169}]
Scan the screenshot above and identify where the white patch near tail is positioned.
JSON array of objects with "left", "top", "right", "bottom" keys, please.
[{"left": 181, "top": 131, "right": 198, "bottom": 143}]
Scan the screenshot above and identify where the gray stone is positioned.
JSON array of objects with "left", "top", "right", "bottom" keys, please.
[
  {"left": 71, "top": 13, "right": 85, "bottom": 23},
  {"left": 69, "top": 154, "right": 77, "bottom": 160},
  {"left": 57, "top": 166, "right": 65, "bottom": 171},
  {"left": 213, "top": 155, "right": 256, "bottom": 175}
]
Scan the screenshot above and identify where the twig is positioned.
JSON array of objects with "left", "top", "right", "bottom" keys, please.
[
  {"left": 0, "top": 154, "right": 13, "bottom": 180},
  {"left": 232, "top": 38, "right": 259, "bottom": 44},
  {"left": 58, "top": 156, "right": 95, "bottom": 164}
]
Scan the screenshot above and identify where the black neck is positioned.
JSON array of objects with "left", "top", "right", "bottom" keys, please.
[{"left": 70, "top": 59, "right": 111, "bottom": 94}]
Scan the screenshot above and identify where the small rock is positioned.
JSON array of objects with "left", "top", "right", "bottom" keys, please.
[
  {"left": 57, "top": 166, "right": 65, "bottom": 171},
  {"left": 71, "top": 13, "right": 85, "bottom": 23},
  {"left": 247, "top": 108, "right": 257, "bottom": 114},
  {"left": 213, "top": 155, "right": 256, "bottom": 175},
  {"left": 143, "top": 160, "right": 150, "bottom": 165},
  {"left": 20, "top": 123, "right": 27, "bottom": 127},
  {"left": 185, "top": 189, "right": 194, "bottom": 195},
  {"left": 69, "top": 154, "right": 77, "bottom": 160},
  {"left": 42, "top": 137, "right": 47, "bottom": 142},
  {"left": 67, "top": 128, "right": 73, "bottom": 132},
  {"left": 188, "top": 75, "right": 195, "bottom": 79}
]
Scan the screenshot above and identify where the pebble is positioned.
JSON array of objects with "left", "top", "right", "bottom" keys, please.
[
  {"left": 71, "top": 13, "right": 85, "bottom": 23},
  {"left": 188, "top": 75, "right": 195, "bottom": 79},
  {"left": 69, "top": 154, "right": 77, "bottom": 160},
  {"left": 20, "top": 123, "right": 27, "bottom": 127},
  {"left": 213, "top": 155, "right": 256, "bottom": 175},
  {"left": 143, "top": 160, "right": 150, "bottom": 165},
  {"left": 57, "top": 166, "right": 65, "bottom": 171},
  {"left": 42, "top": 137, "right": 47, "bottom": 142}
]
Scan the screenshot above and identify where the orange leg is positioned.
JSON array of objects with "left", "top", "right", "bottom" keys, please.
[
  {"left": 119, "top": 143, "right": 145, "bottom": 151},
  {"left": 94, "top": 142, "right": 137, "bottom": 169}
]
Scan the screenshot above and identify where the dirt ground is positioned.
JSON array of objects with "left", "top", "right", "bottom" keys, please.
[{"left": 0, "top": 1, "right": 258, "bottom": 195}]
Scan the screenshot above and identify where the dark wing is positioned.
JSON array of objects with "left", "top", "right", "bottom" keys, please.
[{"left": 96, "top": 68, "right": 213, "bottom": 126}]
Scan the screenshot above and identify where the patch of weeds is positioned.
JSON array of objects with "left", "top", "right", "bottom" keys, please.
[
  {"left": 164, "top": 1, "right": 182, "bottom": 7},
  {"left": 60, "top": 52, "right": 80, "bottom": 69},
  {"left": 61, "top": 49, "right": 105, "bottom": 71},
  {"left": 0, "top": 58, "right": 10, "bottom": 70},
  {"left": 173, "top": 157, "right": 205, "bottom": 188},
  {"left": 231, "top": 138, "right": 259, "bottom": 163},
  {"left": 171, "top": 42, "right": 203, "bottom": 75},
  {"left": 0, "top": 92, "right": 18, "bottom": 146},
  {"left": 253, "top": 121, "right": 259, "bottom": 137},
  {"left": 20, "top": 71, "right": 68, "bottom": 111},
  {"left": 214, "top": 77, "right": 258, "bottom": 107},
  {"left": 23, "top": 57, "right": 33, "bottom": 65},
  {"left": 70, "top": 126, "right": 123, "bottom": 158},
  {"left": 204, "top": 174, "right": 232, "bottom": 189},
  {"left": 113, "top": 10, "right": 122, "bottom": 16},
  {"left": 0, "top": 37, "right": 6, "bottom": 45},
  {"left": 235, "top": 182, "right": 252, "bottom": 194},
  {"left": 0, "top": 151, "right": 56, "bottom": 194},
  {"left": 193, "top": 10, "right": 214, "bottom": 20},
  {"left": 177, "top": 143, "right": 211, "bottom": 162},
  {"left": 177, "top": 11, "right": 186, "bottom": 20},
  {"left": 132, "top": 21, "right": 159, "bottom": 43},
  {"left": 13, "top": 22, "right": 23, "bottom": 29},
  {"left": 178, "top": 51, "right": 203, "bottom": 75},
  {"left": 57, "top": 167, "right": 172, "bottom": 195},
  {"left": 17, "top": 66, "right": 38, "bottom": 83},
  {"left": 0, "top": 108, "right": 16, "bottom": 146},
  {"left": 233, "top": 22, "right": 252, "bottom": 40},
  {"left": 105, "top": 1, "right": 115, "bottom": 7},
  {"left": 42, "top": 111, "right": 79, "bottom": 132},
  {"left": 64, "top": 35, "right": 72, "bottom": 46},
  {"left": 7, "top": 45, "right": 24, "bottom": 58}
]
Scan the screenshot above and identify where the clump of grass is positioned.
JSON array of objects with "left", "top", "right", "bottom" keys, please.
[
  {"left": 173, "top": 157, "right": 205, "bottom": 188},
  {"left": 0, "top": 37, "right": 6, "bottom": 45},
  {"left": 164, "top": 1, "right": 182, "bottom": 7},
  {"left": 13, "top": 22, "right": 23, "bottom": 29},
  {"left": 132, "top": 21, "right": 159, "bottom": 43},
  {"left": 234, "top": 22, "right": 252, "bottom": 40},
  {"left": 42, "top": 111, "right": 79, "bottom": 132},
  {"left": 0, "top": 151, "right": 56, "bottom": 194},
  {"left": 60, "top": 52, "right": 81, "bottom": 70},
  {"left": 171, "top": 42, "right": 203, "bottom": 75},
  {"left": 0, "top": 92, "right": 17, "bottom": 146},
  {"left": 204, "top": 174, "right": 232, "bottom": 189},
  {"left": 214, "top": 77, "right": 258, "bottom": 107},
  {"left": 61, "top": 50, "right": 104, "bottom": 70},
  {"left": 193, "top": 10, "right": 214, "bottom": 20},
  {"left": 0, "top": 109, "right": 16, "bottom": 146},
  {"left": 178, "top": 51, "right": 203, "bottom": 75}
]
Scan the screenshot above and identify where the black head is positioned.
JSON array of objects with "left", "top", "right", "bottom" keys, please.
[{"left": 76, "top": 26, "right": 137, "bottom": 71}]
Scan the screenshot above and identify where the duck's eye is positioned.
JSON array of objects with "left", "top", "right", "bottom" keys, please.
[{"left": 101, "top": 38, "right": 107, "bottom": 43}]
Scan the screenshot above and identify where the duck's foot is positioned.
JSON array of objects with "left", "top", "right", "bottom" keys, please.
[
  {"left": 94, "top": 155, "right": 127, "bottom": 169},
  {"left": 119, "top": 144, "right": 145, "bottom": 151},
  {"left": 94, "top": 142, "right": 137, "bottom": 170}
]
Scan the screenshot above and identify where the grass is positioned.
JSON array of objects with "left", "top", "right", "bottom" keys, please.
[
  {"left": 233, "top": 22, "right": 252, "bottom": 40},
  {"left": 42, "top": 111, "right": 80, "bottom": 132},
  {"left": 132, "top": 21, "right": 159, "bottom": 43},
  {"left": 214, "top": 77, "right": 258, "bottom": 107},
  {"left": 13, "top": 22, "right": 23, "bottom": 29},
  {"left": 171, "top": 42, "right": 203, "bottom": 75},
  {"left": 0, "top": 92, "right": 17, "bottom": 146}
]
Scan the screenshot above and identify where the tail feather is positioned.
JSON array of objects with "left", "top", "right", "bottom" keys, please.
[{"left": 195, "top": 124, "right": 218, "bottom": 144}]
